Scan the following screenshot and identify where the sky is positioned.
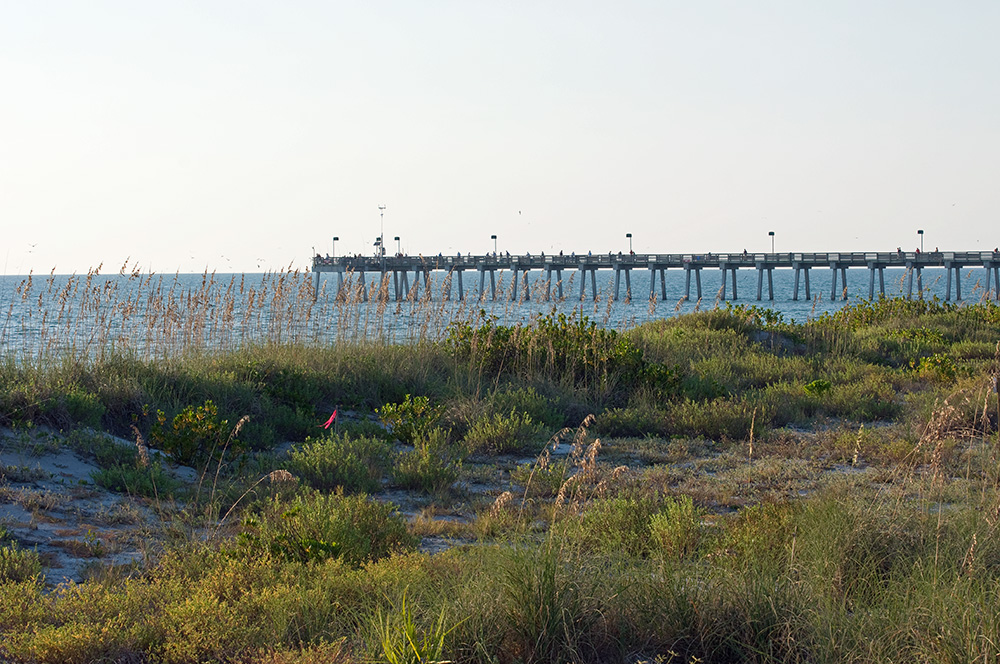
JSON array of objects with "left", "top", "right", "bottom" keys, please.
[{"left": 2, "top": 1, "right": 999, "bottom": 274}]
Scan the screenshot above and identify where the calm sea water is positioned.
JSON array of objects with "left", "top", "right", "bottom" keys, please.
[{"left": 0, "top": 266, "right": 994, "bottom": 357}]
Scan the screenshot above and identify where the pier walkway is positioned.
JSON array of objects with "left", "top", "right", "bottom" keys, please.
[{"left": 311, "top": 251, "right": 1000, "bottom": 303}]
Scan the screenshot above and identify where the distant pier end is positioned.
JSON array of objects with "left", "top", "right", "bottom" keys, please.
[{"left": 310, "top": 251, "right": 1000, "bottom": 303}]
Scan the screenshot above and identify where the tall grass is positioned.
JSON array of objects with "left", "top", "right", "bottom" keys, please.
[{"left": 6, "top": 283, "right": 1000, "bottom": 661}]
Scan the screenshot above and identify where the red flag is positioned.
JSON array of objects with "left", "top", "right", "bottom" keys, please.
[{"left": 322, "top": 409, "right": 337, "bottom": 429}]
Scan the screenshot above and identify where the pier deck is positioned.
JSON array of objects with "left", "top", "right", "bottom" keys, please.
[{"left": 311, "top": 251, "right": 1000, "bottom": 303}]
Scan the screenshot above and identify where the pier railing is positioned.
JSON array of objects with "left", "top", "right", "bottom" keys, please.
[
  {"left": 315, "top": 251, "right": 998, "bottom": 270},
  {"left": 311, "top": 251, "right": 1000, "bottom": 303}
]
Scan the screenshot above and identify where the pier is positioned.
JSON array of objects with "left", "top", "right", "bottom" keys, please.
[{"left": 311, "top": 251, "right": 1000, "bottom": 303}]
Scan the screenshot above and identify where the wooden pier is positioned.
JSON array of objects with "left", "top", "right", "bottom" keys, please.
[{"left": 311, "top": 251, "right": 1000, "bottom": 303}]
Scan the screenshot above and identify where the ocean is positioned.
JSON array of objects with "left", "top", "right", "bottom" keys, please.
[{"left": 0, "top": 265, "right": 995, "bottom": 357}]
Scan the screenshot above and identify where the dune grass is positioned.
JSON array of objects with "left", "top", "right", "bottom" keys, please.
[{"left": 4, "top": 280, "right": 1000, "bottom": 661}]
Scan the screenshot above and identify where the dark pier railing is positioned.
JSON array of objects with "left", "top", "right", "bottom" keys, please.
[{"left": 311, "top": 250, "right": 1000, "bottom": 303}]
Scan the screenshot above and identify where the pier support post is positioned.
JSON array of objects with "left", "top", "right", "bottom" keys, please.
[
  {"left": 755, "top": 264, "right": 773, "bottom": 301},
  {"left": 457, "top": 270, "right": 464, "bottom": 300},
  {"left": 987, "top": 262, "right": 1000, "bottom": 299},
  {"left": 579, "top": 267, "right": 599, "bottom": 301},
  {"left": 944, "top": 264, "right": 962, "bottom": 301},
  {"left": 905, "top": 263, "right": 924, "bottom": 300},
  {"left": 649, "top": 267, "right": 668, "bottom": 301},
  {"left": 543, "top": 267, "right": 563, "bottom": 301},
  {"left": 793, "top": 264, "right": 812, "bottom": 300},
  {"left": 719, "top": 266, "right": 738, "bottom": 300},
  {"left": 684, "top": 266, "right": 701, "bottom": 300},
  {"left": 830, "top": 264, "right": 849, "bottom": 300},
  {"left": 866, "top": 263, "right": 885, "bottom": 299}
]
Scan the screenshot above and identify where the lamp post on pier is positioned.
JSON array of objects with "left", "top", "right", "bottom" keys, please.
[
  {"left": 918, "top": 229, "right": 924, "bottom": 252},
  {"left": 491, "top": 234, "right": 497, "bottom": 254},
  {"left": 394, "top": 236, "right": 401, "bottom": 255},
  {"left": 332, "top": 236, "right": 339, "bottom": 258},
  {"left": 626, "top": 233, "right": 633, "bottom": 254},
  {"left": 378, "top": 205, "right": 386, "bottom": 269},
  {"left": 768, "top": 231, "right": 775, "bottom": 253}
]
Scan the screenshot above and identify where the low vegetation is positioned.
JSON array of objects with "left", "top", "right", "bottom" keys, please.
[{"left": 3, "top": 289, "right": 1000, "bottom": 662}]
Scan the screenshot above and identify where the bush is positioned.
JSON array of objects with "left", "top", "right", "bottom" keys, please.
[
  {"left": 238, "top": 491, "right": 417, "bottom": 567},
  {"left": 379, "top": 394, "right": 445, "bottom": 444},
  {"left": 649, "top": 495, "right": 702, "bottom": 561},
  {"left": 287, "top": 433, "right": 394, "bottom": 494},
  {"left": 0, "top": 543, "right": 42, "bottom": 583},
  {"left": 91, "top": 461, "right": 178, "bottom": 498},
  {"left": 150, "top": 400, "right": 245, "bottom": 467},
  {"left": 464, "top": 409, "right": 544, "bottom": 455},
  {"left": 665, "top": 398, "right": 760, "bottom": 441},
  {"left": 487, "top": 385, "right": 565, "bottom": 429},
  {"left": 446, "top": 311, "right": 681, "bottom": 403},
  {"left": 559, "top": 494, "right": 701, "bottom": 559},
  {"left": 593, "top": 404, "right": 666, "bottom": 438},
  {"left": 394, "top": 441, "right": 458, "bottom": 495}
]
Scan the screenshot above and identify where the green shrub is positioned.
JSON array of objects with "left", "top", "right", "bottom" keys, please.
[
  {"left": 150, "top": 400, "right": 244, "bottom": 466},
  {"left": 91, "top": 461, "right": 179, "bottom": 498},
  {"left": 487, "top": 385, "right": 565, "bottom": 429},
  {"left": 665, "top": 398, "right": 760, "bottom": 440},
  {"left": 828, "top": 376, "right": 901, "bottom": 421},
  {"left": 464, "top": 409, "right": 543, "bottom": 455},
  {"left": 803, "top": 379, "right": 832, "bottom": 396},
  {"left": 446, "top": 311, "right": 681, "bottom": 403},
  {"left": 237, "top": 491, "right": 416, "bottom": 567},
  {"left": 379, "top": 394, "right": 445, "bottom": 444},
  {"left": 909, "top": 352, "right": 958, "bottom": 381},
  {"left": 287, "top": 433, "right": 393, "bottom": 494},
  {"left": 723, "top": 501, "right": 796, "bottom": 568},
  {"left": 57, "top": 389, "right": 106, "bottom": 429},
  {"left": 593, "top": 404, "right": 666, "bottom": 438},
  {"left": 0, "top": 543, "right": 42, "bottom": 583},
  {"left": 560, "top": 494, "right": 701, "bottom": 558},
  {"left": 649, "top": 495, "right": 702, "bottom": 561},
  {"left": 337, "top": 418, "right": 395, "bottom": 441},
  {"left": 394, "top": 441, "right": 458, "bottom": 495}
]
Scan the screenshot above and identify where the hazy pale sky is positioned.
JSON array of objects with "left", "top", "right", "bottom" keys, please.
[{"left": 3, "top": 1, "right": 998, "bottom": 274}]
